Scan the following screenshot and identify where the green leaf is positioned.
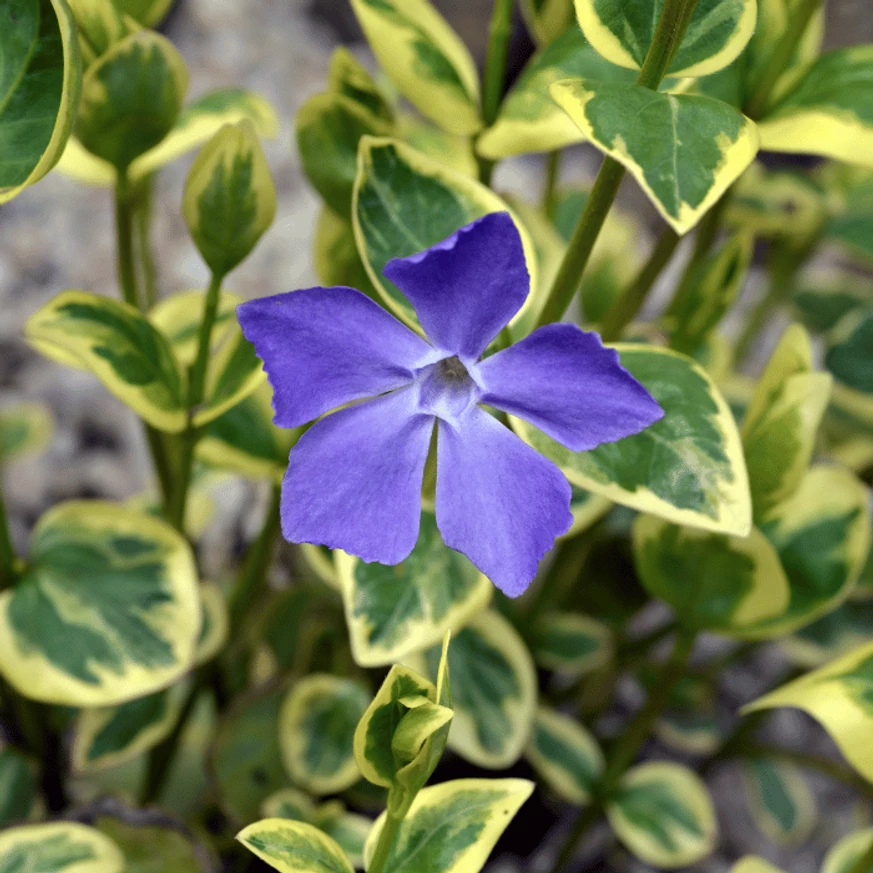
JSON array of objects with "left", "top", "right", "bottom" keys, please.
[
  {"left": 353, "top": 137, "right": 541, "bottom": 334},
  {"left": 327, "top": 47, "right": 394, "bottom": 123},
  {"left": 315, "top": 805, "right": 371, "bottom": 870},
  {"left": 58, "top": 87, "right": 280, "bottom": 186},
  {"left": 827, "top": 306, "right": 873, "bottom": 394},
  {"left": 93, "top": 817, "right": 203, "bottom": 873},
  {"left": 757, "top": 47, "right": 873, "bottom": 168},
  {"left": 654, "top": 711, "right": 721, "bottom": 755},
  {"left": 512, "top": 344, "right": 752, "bottom": 536},
  {"left": 550, "top": 80, "right": 759, "bottom": 234},
  {"left": 793, "top": 274, "right": 872, "bottom": 334},
  {"left": 26, "top": 291, "right": 187, "bottom": 432},
  {"left": 0, "top": 500, "right": 199, "bottom": 707},
  {"left": 363, "top": 778, "right": 533, "bottom": 873},
  {"left": 212, "top": 685, "right": 289, "bottom": 824},
  {"left": 0, "top": 822, "right": 125, "bottom": 873},
  {"left": 783, "top": 599, "right": 873, "bottom": 668},
  {"left": 529, "top": 611, "right": 613, "bottom": 674},
  {"left": 195, "top": 581, "right": 229, "bottom": 666},
  {"left": 0, "top": 402, "right": 53, "bottom": 462},
  {"left": 744, "top": 639, "right": 873, "bottom": 783},
  {"left": 519, "top": 0, "right": 575, "bottom": 45},
  {"left": 66, "top": 0, "right": 133, "bottom": 67},
  {"left": 742, "top": 325, "right": 832, "bottom": 521},
  {"left": 633, "top": 515, "right": 790, "bottom": 637},
  {"left": 822, "top": 829, "right": 873, "bottom": 873},
  {"left": 75, "top": 30, "right": 187, "bottom": 171},
  {"left": 397, "top": 115, "right": 478, "bottom": 178},
  {"left": 0, "top": 747, "right": 36, "bottom": 826},
  {"left": 297, "top": 93, "right": 392, "bottom": 217},
  {"left": 525, "top": 707, "right": 604, "bottom": 805},
  {"left": 574, "top": 0, "right": 757, "bottom": 77},
  {"left": 113, "top": 0, "right": 172, "bottom": 26},
  {"left": 199, "top": 383, "right": 292, "bottom": 481},
  {"left": 314, "top": 206, "right": 379, "bottom": 301},
  {"left": 750, "top": 465, "right": 872, "bottom": 636},
  {"left": 0, "top": 0, "right": 82, "bottom": 204},
  {"left": 741, "top": 757, "right": 815, "bottom": 845},
  {"left": 238, "top": 819, "right": 354, "bottom": 873},
  {"left": 668, "top": 230, "right": 754, "bottom": 355},
  {"left": 730, "top": 858, "right": 786, "bottom": 873},
  {"left": 605, "top": 762, "right": 717, "bottom": 869},
  {"left": 349, "top": 0, "right": 481, "bottom": 136},
  {"left": 476, "top": 25, "right": 636, "bottom": 160},
  {"left": 262, "top": 787, "right": 318, "bottom": 822},
  {"left": 183, "top": 120, "right": 276, "bottom": 277},
  {"left": 336, "top": 512, "right": 491, "bottom": 667},
  {"left": 72, "top": 685, "right": 184, "bottom": 771},
  {"left": 411, "top": 611, "right": 536, "bottom": 769},
  {"left": 280, "top": 675, "right": 369, "bottom": 796}
]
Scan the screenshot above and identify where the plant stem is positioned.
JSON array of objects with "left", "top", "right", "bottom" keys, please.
[
  {"left": 0, "top": 478, "right": 17, "bottom": 591},
  {"left": 169, "top": 271, "right": 224, "bottom": 530},
  {"left": 744, "top": 0, "right": 822, "bottom": 119},
  {"left": 482, "top": 0, "right": 513, "bottom": 127},
  {"left": 536, "top": 0, "right": 700, "bottom": 327},
  {"left": 115, "top": 171, "right": 140, "bottom": 309},
  {"left": 599, "top": 225, "right": 681, "bottom": 341},
  {"left": 134, "top": 175, "right": 159, "bottom": 309},
  {"left": 551, "top": 629, "right": 697, "bottom": 872},
  {"left": 542, "top": 150, "right": 562, "bottom": 215},
  {"left": 367, "top": 812, "right": 403, "bottom": 873},
  {"left": 228, "top": 483, "right": 282, "bottom": 636}
]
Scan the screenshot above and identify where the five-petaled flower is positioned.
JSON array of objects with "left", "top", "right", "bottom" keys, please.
[{"left": 238, "top": 213, "right": 663, "bottom": 596}]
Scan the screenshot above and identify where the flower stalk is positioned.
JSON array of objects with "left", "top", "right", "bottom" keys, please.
[
  {"left": 367, "top": 811, "right": 404, "bottom": 873},
  {"left": 114, "top": 171, "right": 140, "bottom": 310},
  {"left": 536, "top": 0, "right": 701, "bottom": 327},
  {"left": 477, "top": 0, "right": 514, "bottom": 185}
]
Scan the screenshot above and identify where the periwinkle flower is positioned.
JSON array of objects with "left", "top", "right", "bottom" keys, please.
[{"left": 238, "top": 213, "right": 663, "bottom": 596}]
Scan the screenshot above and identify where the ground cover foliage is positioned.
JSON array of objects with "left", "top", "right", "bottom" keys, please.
[{"left": 2, "top": 0, "right": 873, "bottom": 872}]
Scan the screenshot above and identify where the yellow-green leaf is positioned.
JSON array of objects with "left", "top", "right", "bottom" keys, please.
[
  {"left": 397, "top": 115, "right": 478, "bottom": 178},
  {"left": 363, "top": 778, "right": 533, "bottom": 873},
  {"left": 279, "top": 675, "right": 369, "bottom": 796},
  {"left": 525, "top": 707, "right": 604, "bottom": 805},
  {"left": 605, "top": 762, "right": 717, "bottom": 869},
  {"left": 92, "top": 818, "right": 203, "bottom": 873},
  {"left": 0, "top": 500, "right": 200, "bottom": 707},
  {"left": 519, "top": 0, "right": 574, "bottom": 45},
  {"left": 529, "top": 611, "right": 613, "bottom": 674},
  {"left": 575, "top": 0, "right": 757, "bottom": 77},
  {"left": 783, "top": 599, "right": 873, "bottom": 668},
  {"left": 633, "top": 515, "right": 790, "bottom": 637},
  {"left": 744, "top": 639, "right": 873, "bottom": 782},
  {"left": 513, "top": 344, "right": 752, "bottom": 536},
  {"left": 26, "top": 290, "right": 187, "bottom": 432},
  {"left": 353, "top": 136, "right": 540, "bottom": 335},
  {"left": 409, "top": 610, "right": 536, "bottom": 769},
  {"left": 741, "top": 757, "right": 815, "bottom": 845},
  {"left": 183, "top": 120, "right": 276, "bottom": 277},
  {"left": 476, "top": 25, "right": 636, "bottom": 160},
  {"left": 327, "top": 46, "right": 394, "bottom": 122},
  {"left": 730, "top": 859, "right": 786, "bottom": 873},
  {"left": 336, "top": 512, "right": 491, "bottom": 667},
  {"left": 758, "top": 46, "right": 873, "bottom": 168},
  {"left": 75, "top": 30, "right": 188, "bottom": 171},
  {"left": 349, "top": 0, "right": 481, "bottom": 136},
  {"left": 66, "top": 0, "right": 133, "bottom": 66},
  {"left": 822, "top": 829, "right": 873, "bottom": 873},
  {"left": 314, "top": 206, "right": 380, "bottom": 301},
  {"left": 0, "top": 402, "right": 53, "bottom": 463},
  {"left": 550, "top": 80, "right": 759, "bottom": 234},
  {"left": 238, "top": 819, "right": 354, "bottom": 873},
  {"left": 0, "top": 822, "right": 124, "bottom": 873},
  {"left": 113, "top": 0, "right": 172, "bottom": 27},
  {"left": 0, "top": 0, "right": 83, "bottom": 205}
]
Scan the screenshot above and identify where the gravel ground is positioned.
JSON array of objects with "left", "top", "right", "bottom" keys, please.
[{"left": 0, "top": 1, "right": 869, "bottom": 870}]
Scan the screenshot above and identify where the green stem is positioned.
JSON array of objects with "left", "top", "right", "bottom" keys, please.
[
  {"left": 542, "top": 150, "right": 561, "bottom": 215},
  {"left": 744, "top": 0, "right": 822, "bottom": 119},
  {"left": 481, "top": 0, "right": 513, "bottom": 127},
  {"left": 228, "top": 483, "right": 282, "bottom": 635},
  {"left": 367, "top": 812, "right": 403, "bottom": 873},
  {"left": 599, "top": 225, "right": 681, "bottom": 341},
  {"left": 114, "top": 171, "right": 140, "bottom": 309},
  {"left": 0, "top": 477, "right": 17, "bottom": 591},
  {"left": 551, "top": 630, "right": 697, "bottom": 872},
  {"left": 169, "top": 271, "right": 225, "bottom": 530},
  {"left": 134, "top": 175, "right": 159, "bottom": 310},
  {"left": 536, "top": 0, "right": 699, "bottom": 327}
]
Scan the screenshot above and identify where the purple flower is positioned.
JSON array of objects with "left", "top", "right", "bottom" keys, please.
[{"left": 238, "top": 213, "right": 663, "bottom": 596}]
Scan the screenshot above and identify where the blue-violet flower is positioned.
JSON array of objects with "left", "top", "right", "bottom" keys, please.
[{"left": 238, "top": 212, "right": 663, "bottom": 596}]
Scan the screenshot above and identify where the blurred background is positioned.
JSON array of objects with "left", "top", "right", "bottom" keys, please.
[{"left": 1, "top": 2, "right": 872, "bottom": 869}]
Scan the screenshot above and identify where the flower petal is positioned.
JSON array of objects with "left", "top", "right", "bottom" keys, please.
[
  {"left": 382, "top": 212, "right": 529, "bottom": 360},
  {"left": 237, "top": 286, "right": 436, "bottom": 428},
  {"left": 435, "top": 406, "right": 572, "bottom": 597},
  {"left": 281, "top": 387, "right": 433, "bottom": 564},
  {"left": 476, "top": 324, "right": 664, "bottom": 451}
]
